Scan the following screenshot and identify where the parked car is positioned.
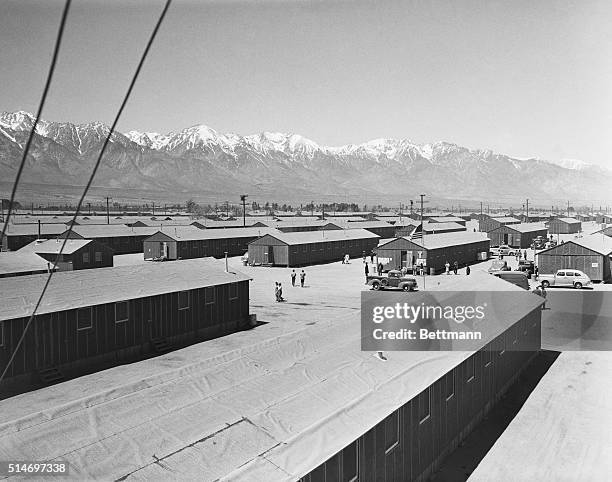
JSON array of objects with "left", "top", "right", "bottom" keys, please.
[
  {"left": 530, "top": 236, "right": 547, "bottom": 249},
  {"left": 544, "top": 239, "right": 557, "bottom": 248},
  {"left": 497, "top": 245, "right": 517, "bottom": 256},
  {"left": 490, "top": 271, "right": 530, "bottom": 290},
  {"left": 539, "top": 269, "right": 591, "bottom": 289},
  {"left": 367, "top": 270, "right": 418, "bottom": 291},
  {"left": 488, "top": 259, "right": 511, "bottom": 273},
  {"left": 516, "top": 260, "right": 535, "bottom": 276}
]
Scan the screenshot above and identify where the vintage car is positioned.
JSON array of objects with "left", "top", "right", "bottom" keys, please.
[
  {"left": 539, "top": 269, "right": 591, "bottom": 289},
  {"left": 366, "top": 270, "right": 418, "bottom": 291},
  {"left": 488, "top": 259, "right": 511, "bottom": 273}
]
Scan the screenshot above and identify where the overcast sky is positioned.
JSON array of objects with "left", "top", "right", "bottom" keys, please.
[{"left": 2, "top": 0, "right": 610, "bottom": 166}]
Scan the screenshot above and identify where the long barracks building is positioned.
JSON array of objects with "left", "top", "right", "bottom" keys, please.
[
  {"left": 0, "top": 272, "right": 543, "bottom": 480},
  {"left": 0, "top": 259, "right": 251, "bottom": 393}
]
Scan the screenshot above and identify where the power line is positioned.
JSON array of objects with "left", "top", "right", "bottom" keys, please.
[
  {"left": 0, "top": 0, "right": 172, "bottom": 387},
  {"left": 0, "top": 0, "right": 72, "bottom": 247}
]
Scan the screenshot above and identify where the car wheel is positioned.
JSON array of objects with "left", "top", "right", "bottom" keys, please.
[
  {"left": 574, "top": 282, "right": 583, "bottom": 289},
  {"left": 403, "top": 285, "right": 411, "bottom": 292},
  {"left": 372, "top": 281, "right": 380, "bottom": 290},
  {"left": 541, "top": 280, "right": 550, "bottom": 288}
]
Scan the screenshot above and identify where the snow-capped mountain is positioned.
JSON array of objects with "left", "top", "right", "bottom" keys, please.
[{"left": 1, "top": 110, "right": 610, "bottom": 202}]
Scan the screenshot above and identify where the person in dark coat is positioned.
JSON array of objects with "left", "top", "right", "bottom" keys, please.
[
  {"left": 377, "top": 262, "right": 383, "bottom": 276},
  {"left": 291, "top": 269, "right": 297, "bottom": 287},
  {"left": 453, "top": 261, "right": 458, "bottom": 275},
  {"left": 300, "top": 270, "right": 306, "bottom": 287},
  {"left": 364, "top": 263, "right": 369, "bottom": 283},
  {"left": 370, "top": 252, "right": 374, "bottom": 264},
  {"left": 466, "top": 265, "right": 471, "bottom": 275}
]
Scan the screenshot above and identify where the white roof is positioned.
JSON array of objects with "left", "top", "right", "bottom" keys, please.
[
  {"left": 552, "top": 217, "right": 581, "bottom": 224},
  {"left": 254, "top": 228, "right": 379, "bottom": 246},
  {"left": 380, "top": 231, "right": 489, "bottom": 250},
  {"left": 64, "top": 225, "right": 159, "bottom": 238},
  {"left": 497, "top": 222, "right": 547, "bottom": 233},
  {"left": 1, "top": 224, "right": 67, "bottom": 236},
  {"left": 30, "top": 239, "right": 94, "bottom": 255},
  {"left": 469, "top": 352, "right": 612, "bottom": 481},
  {"left": 0, "top": 258, "right": 249, "bottom": 322},
  {"left": 541, "top": 234, "right": 612, "bottom": 255},
  {"left": 0, "top": 251, "right": 50, "bottom": 276},
  {"left": 146, "top": 226, "right": 279, "bottom": 242},
  {"left": 0, "top": 281, "right": 542, "bottom": 480},
  {"left": 424, "top": 221, "right": 465, "bottom": 231}
]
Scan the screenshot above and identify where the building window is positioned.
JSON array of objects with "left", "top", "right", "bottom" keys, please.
[
  {"left": 82, "top": 252, "right": 90, "bottom": 263},
  {"left": 466, "top": 356, "right": 475, "bottom": 382},
  {"left": 95, "top": 251, "right": 102, "bottom": 262},
  {"left": 445, "top": 371, "right": 455, "bottom": 401},
  {"left": 77, "top": 307, "right": 92, "bottom": 331},
  {"left": 229, "top": 283, "right": 238, "bottom": 300},
  {"left": 418, "top": 389, "right": 431, "bottom": 424},
  {"left": 384, "top": 411, "right": 399, "bottom": 453},
  {"left": 342, "top": 441, "right": 358, "bottom": 482},
  {"left": 178, "top": 291, "right": 190, "bottom": 310},
  {"left": 115, "top": 301, "right": 129, "bottom": 323}
]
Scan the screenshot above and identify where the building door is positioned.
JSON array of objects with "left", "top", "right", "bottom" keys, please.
[
  {"left": 268, "top": 246, "right": 274, "bottom": 264},
  {"left": 401, "top": 250, "right": 408, "bottom": 268},
  {"left": 148, "top": 298, "right": 164, "bottom": 340},
  {"left": 159, "top": 242, "right": 168, "bottom": 258},
  {"left": 503, "top": 233, "right": 509, "bottom": 244}
]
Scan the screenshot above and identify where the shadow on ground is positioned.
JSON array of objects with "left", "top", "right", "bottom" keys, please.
[{"left": 431, "top": 350, "right": 560, "bottom": 481}]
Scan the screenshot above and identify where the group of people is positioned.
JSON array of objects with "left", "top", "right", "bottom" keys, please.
[
  {"left": 276, "top": 269, "right": 306, "bottom": 301},
  {"left": 515, "top": 250, "right": 528, "bottom": 261},
  {"left": 445, "top": 260, "right": 460, "bottom": 275}
]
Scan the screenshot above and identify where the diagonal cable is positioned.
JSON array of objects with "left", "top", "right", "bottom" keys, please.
[{"left": 0, "top": 0, "right": 172, "bottom": 386}]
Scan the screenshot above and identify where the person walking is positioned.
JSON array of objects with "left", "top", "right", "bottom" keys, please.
[
  {"left": 524, "top": 250, "right": 527, "bottom": 260},
  {"left": 377, "top": 262, "right": 383, "bottom": 276},
  {"left": 534, "top": 265, "right": 539, "bottom": 280},
  {"left": 466, "top": 265, "right": 471, "bottom": 275},
  {"left": 274, "top": 282, "right": 280, "bottom": 302},
  {"left": 300, "top": 269, "right": 306, "bottom": 287},
  {"left": 291, "top": 269, "right": 297, "bottom": 287},
  {"left": 364, "top": 263, "right": 369, "bottom": 284},
  {"left": 278, "top": 283, "right": 284, "bottom": 301},
  {"left": 453, "top": 261, "right": 458, "bottom": 275},
  {"left": 370, "top": 251, "right": 374, "bottom": 264},
  {"left": 445, "top": 261, "right": 450, "bottom": 275}
]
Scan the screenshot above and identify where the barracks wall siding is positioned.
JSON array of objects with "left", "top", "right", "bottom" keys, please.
[
  {"left": 249, "top": 236, "right": 379, "bottom": 267},
  {"left": 548, "top": 219, "right": 581, "bottom": 234},
  {"left": 300, "top": 311, "right": 541, "bottom": 482},
  {"left": 143, "top": 235, "right": 258, "bottom": 260},
  {"left": 537, "top": 243, "right": 611, "bottom": 282},
  {"left": 376, "top": 238, "right": 490, "bottom": 274},
  {"left": 488, "top": 227, "right": 548, "bottom": 248},
  {"left": 0, "top": 280, "right": 250, "bottom": 388}
]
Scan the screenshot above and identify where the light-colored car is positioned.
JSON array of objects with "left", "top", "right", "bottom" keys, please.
[
  {"left": 539, "top": 269, "right": 591, "bottom": 289},
  {"left": 497, "top": 245, "right": 517, "bottom": 256}
]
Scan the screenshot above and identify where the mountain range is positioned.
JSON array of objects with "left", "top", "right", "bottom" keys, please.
[{"left": 1, "top": 110, "right": 610, "bottom": 203}]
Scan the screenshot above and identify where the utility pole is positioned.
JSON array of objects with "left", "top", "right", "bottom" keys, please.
[
  {"left": 88, "top": 202, "right": 91, "bottom": 216},
  {"left": 152, "top": 202, "right": 155, "bottom": 216},
  {"left": 106, "top": 197, "right": 111, "bottom": 224},
  {"left": 526, "top": 198, "right": 529, "bottom": 222},
  {"left": 240, "top": 194, "right": 248, "bottom": 227},
  {"left": 225, "top": 200, "right": 229, "bottom": 217},
  {"left": 567, "top": 200, "right": 570, "bottom": 217},
  {"left": 420, "top": 194, "right": 425, "bottom": 237},
  {"left": 480, "top": 201, "right": 483, "bottom": 218}
]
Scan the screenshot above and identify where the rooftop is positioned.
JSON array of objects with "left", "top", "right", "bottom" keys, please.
[
  {"left": 497, "top": 222, "right": 547, "bottom": 233},
  {"left": 253, "top": 228, "right": 379, "bottom": 245},
  {"left": 552, "top": 217, "right": 581, "bottom": 224},
  {"left": 0, "top": 272, "right": 541, "bottom": 480},
  {"left": 380, "top": 231, "right": 489, "bottom": 250},
  {"left": 0, "top": 251, "right": 51, "bottom": 276},
  {"left": 539, "top": 234, "right": 612, "bottom": 255},
  {"left": 147, "top": 226, "right": 280, "bottom": 241},
  {"left": 0, "top": 258, "right": 250, "bottom": 322},
  {"left": 26, "top": 239, "right": 94, "bottom": 255},
  {"left": 469, "top": 352, "right": 612, "bottom": 481},
  {"left": 62, "top": 225, "right": 160, "bottom": 238}
]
